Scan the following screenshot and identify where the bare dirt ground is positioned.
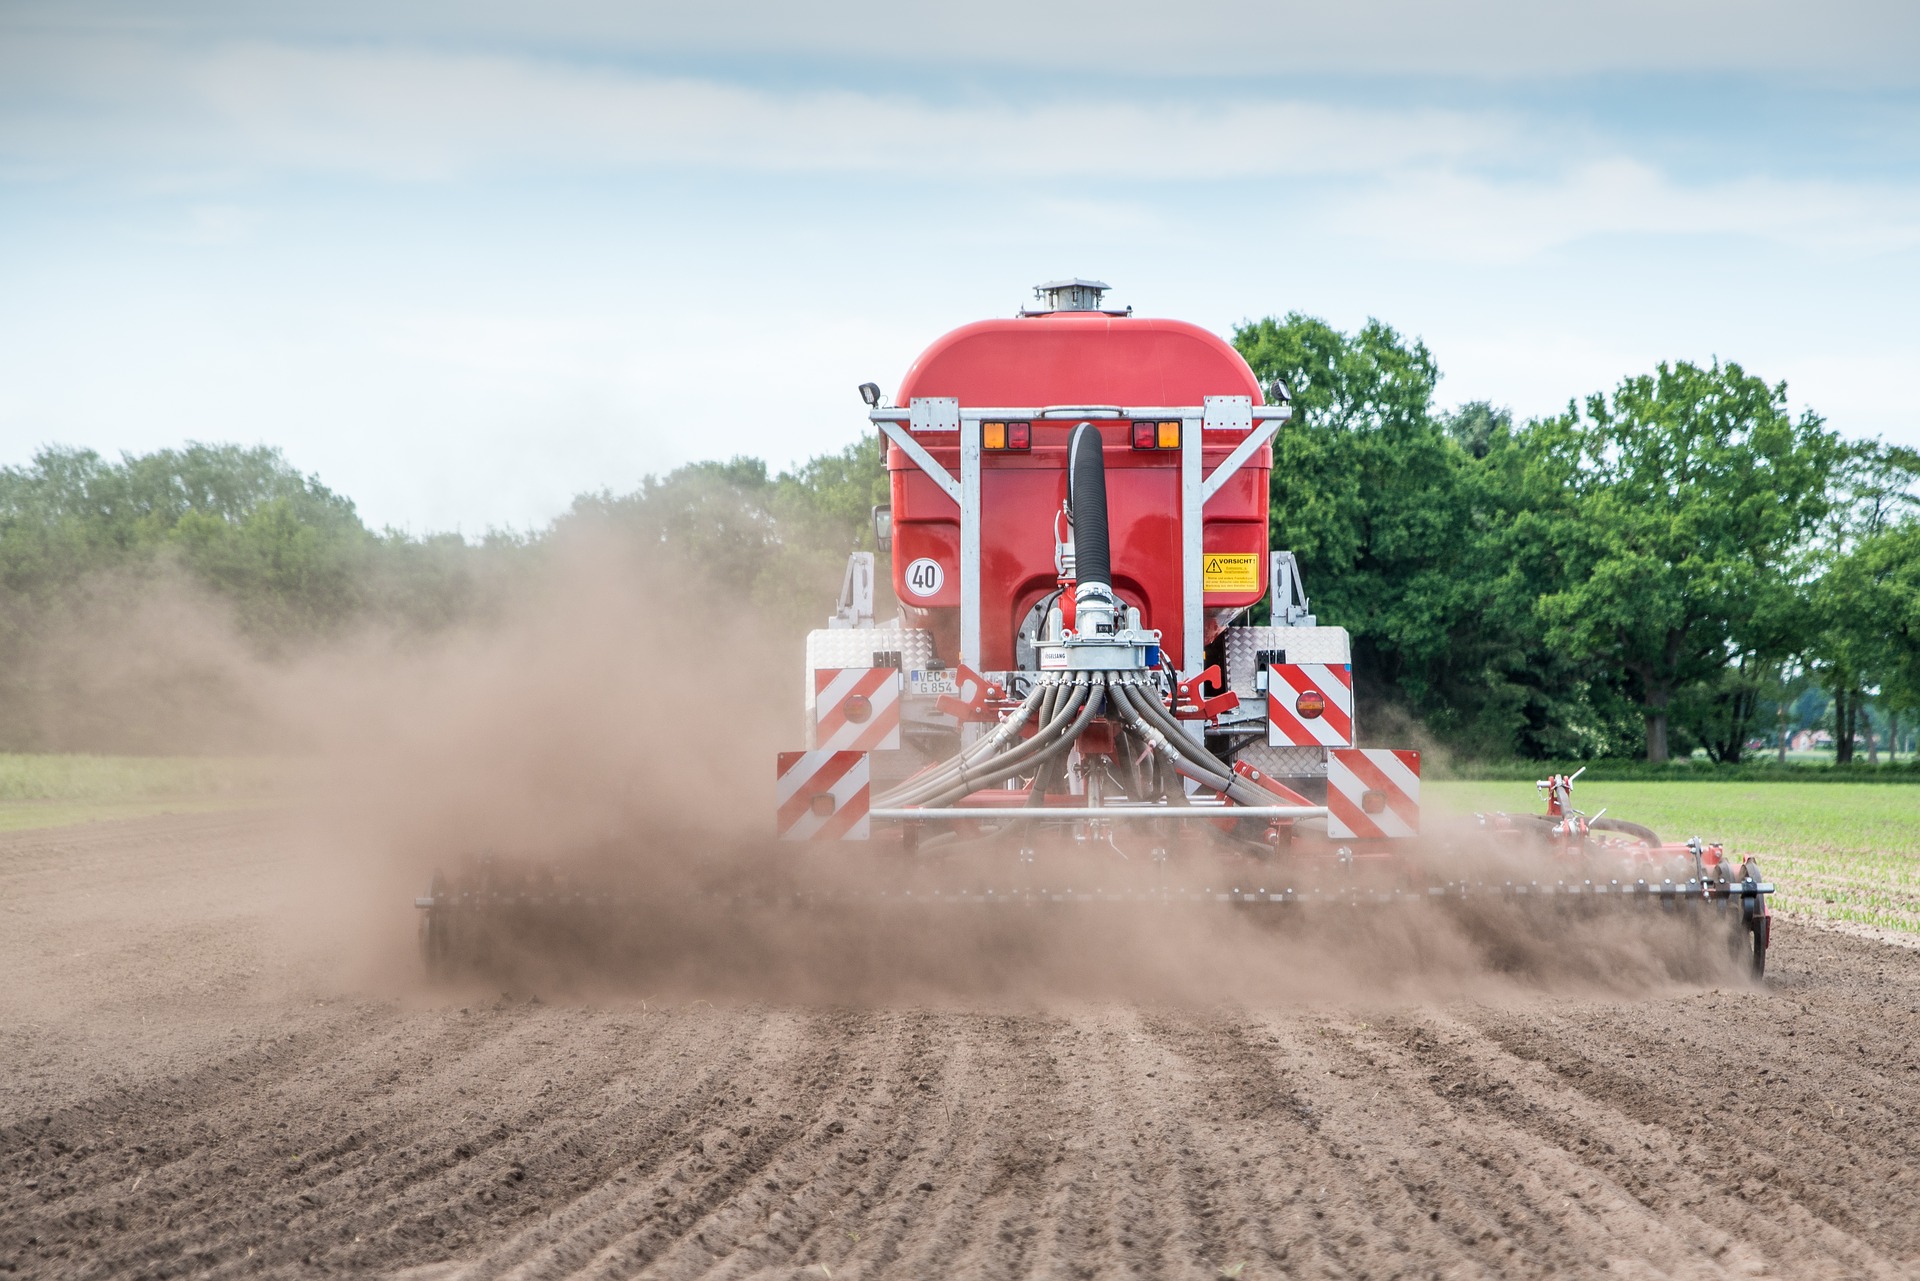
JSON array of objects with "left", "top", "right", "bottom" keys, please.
[{"left": 5, "top": 812, "right": 1920, "bottom": 1280}]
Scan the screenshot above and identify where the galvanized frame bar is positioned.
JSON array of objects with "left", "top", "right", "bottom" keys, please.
[
  {"left": 958, "top": 416, "right": 984, "bottom": 673},
  {"left": 873, "top": 805, "right": 1327, "bottom": 821},
  {"left": 1179, "top": 412, "right": 1205, "bottom": 744},
  {"left": 872, "top": 405, "right": 1289, "bottom": 421},
  {"left": 874, "top": 398, "right": 1289, "bottom": 708},
  {"left": 1201, "top": 410, "right": 1289, "bottom": 504},
  {"left": 873, "top": 419, "right": 961, "bottom": 504}
]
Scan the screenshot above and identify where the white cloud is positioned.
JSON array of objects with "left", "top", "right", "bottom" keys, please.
[
  {"left": 9, "top": 0, "right": 1919, "bottom": 82},
  {"left": 8, "top": 37, "right": 1916, "bottom": 264},
  {"left": 1, "top": 7, "right": 1914, "bottom": 532},
  {"left": 0, "top": 38, "right": 1526, "bottom": 183},
  {"left": 1326, "top": 159, "right": 1920, "bottom": 262}
]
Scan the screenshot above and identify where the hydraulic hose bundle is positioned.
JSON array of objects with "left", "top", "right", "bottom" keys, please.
[{"left": 875, "top": 672, "right": 1102, "bottom": 810}]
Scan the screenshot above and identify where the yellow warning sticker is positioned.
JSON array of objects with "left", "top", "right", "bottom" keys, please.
[{"left": 1202, "top": 553, "right": 1260, "bottom": 593}]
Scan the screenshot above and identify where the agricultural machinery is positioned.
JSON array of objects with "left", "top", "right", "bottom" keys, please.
[
  {"left": 418, "top": 281, "right": 1773, "bottom": 978},
  {"left": 783, "top": 278, "right": 1408, "bottom": 864},
  {"left": 1478, "top": 768, "right": 1772, "bottom": 974},
  {"left": 776, "top": 279, "right": 1772, "bottom": 972}
]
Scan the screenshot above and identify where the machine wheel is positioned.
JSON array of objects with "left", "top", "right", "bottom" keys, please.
[
  {"left": 1742, "top": 858, "right": 1768, "bottom": 979},
  {"left": 419, "top": 872, "right": 452, "bottom": 977},
  {"left": 1747, "top": 913, "right": 1770, "bottom": 980}
]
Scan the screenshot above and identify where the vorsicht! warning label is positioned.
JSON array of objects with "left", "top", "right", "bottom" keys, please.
[{"left": 1202, "top": 553, "right": 1260, "bottom": 592}]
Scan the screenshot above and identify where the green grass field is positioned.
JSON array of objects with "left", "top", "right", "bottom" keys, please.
[
  {"left": 1431, "top": 780, "right": 1920, "bottom": 935},
  {"left": 0, "top": 753, "right": 277, "bottom": 832}
]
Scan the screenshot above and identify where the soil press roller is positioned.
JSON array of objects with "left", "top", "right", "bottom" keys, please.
[{"left": 419, "top": 281, "right": 1773, "bottom": 976}]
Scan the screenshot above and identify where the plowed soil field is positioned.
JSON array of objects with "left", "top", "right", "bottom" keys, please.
[{"left": 5, "top": 812, "right": 1920, "bottom": 1280}]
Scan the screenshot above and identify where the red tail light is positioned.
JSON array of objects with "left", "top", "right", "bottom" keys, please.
[
  {"left": 983, "top": 421, "right": 1031, "bottom": 452},
  {"left": 1131, "top": 420, "right": 1180, "bottom": 449}
]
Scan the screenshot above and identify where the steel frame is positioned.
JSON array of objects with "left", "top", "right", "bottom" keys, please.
[
  {"left": 871, "top": 400, "right": 1290, "bottom": 692},
  {"left": 871, "top": 804, "right": 1327, "bottom": 821}
]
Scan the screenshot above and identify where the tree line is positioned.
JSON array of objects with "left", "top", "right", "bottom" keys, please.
[
  {"left": 0, "top": 315, "right": 1913, "bottom": 762},
  {"left": 1235, "top": 316, "right": 1917, "bottom": 764}
]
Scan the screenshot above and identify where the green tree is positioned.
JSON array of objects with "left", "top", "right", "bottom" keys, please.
[
  {"left": 1812, "top": 520, "right": 1920, "bottom": 763},
  {"left": 1523, "top": 361, "right": 1839, "bottom": 761},
  {"left": 1806, "top": 442, "right": 1920, "bottom": 762},
  {"left": 0, "top": 443, "right": 381, "bottom": 640},
  {"left": 559, "top": 434, "right": 891, "bottom": 628},
  {"left": 1441, "top": 401, "right": 1510, "bottom": 460},
  {"left": 1234, "top": 314, "right": 1571, "bottom": 756}
]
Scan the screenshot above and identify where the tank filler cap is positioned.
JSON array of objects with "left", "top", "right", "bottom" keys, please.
[{"left": 1020, "top": 279, "right": 1131, "bottom": 317}]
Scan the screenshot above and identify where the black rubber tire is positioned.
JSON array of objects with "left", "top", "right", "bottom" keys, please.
[{"left": 1741, "top": 858, "right": 1768, "bottom": 980}]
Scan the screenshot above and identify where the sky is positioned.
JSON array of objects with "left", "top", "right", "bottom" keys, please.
[{"left": 2, "top": 1, "right": 1916, "bottom": 534}]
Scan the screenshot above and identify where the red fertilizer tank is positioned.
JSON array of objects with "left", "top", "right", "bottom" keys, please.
[{"left": 884, "top": 281, "right": 1272, "bottom": 673}]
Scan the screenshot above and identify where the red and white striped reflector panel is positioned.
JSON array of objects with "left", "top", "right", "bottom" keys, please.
[
  {"left": 775, "top": 751, "right": 870, "bottom": 841},
  {"left": 1327, "top": 748, "right": 1420, "bottom": 840},
  {"left": 1266, "top": 663, "right": 1354, "bottom": 747},
  {"left": 813, "top": 667, "right": 902, "bottom": 752}
]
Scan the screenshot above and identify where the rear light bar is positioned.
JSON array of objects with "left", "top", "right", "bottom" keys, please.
[
  {"left": 982, "top": 420, "right": 1031, "bottom": 451},
  {"left": 1131, "top": 420, "right": 1180, "bottom": 449}
]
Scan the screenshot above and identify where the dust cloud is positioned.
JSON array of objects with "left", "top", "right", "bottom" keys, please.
[{"left": 8, "top": 531, "right": 1752, "bottom": 1008}]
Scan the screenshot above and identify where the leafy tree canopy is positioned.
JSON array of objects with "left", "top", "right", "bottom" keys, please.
[{"left": 1522, "top": 361, "right": 1841, "bottom": 760}]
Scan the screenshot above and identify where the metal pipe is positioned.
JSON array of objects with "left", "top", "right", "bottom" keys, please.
[
  {"left": 873, "top": 805, "right": 1328, "bottom": 821},
  {"left": 1179, "top": 410, "right": 1203, "bottom": 723},
  {"left": 869, "top": 405, "right": 1292, "bottom": 423},
  {"left": 1201, "top": 410, "right": 1291, "bottom": 503},
  {"left": 960, "top": 417, "right": 983, "bottom": 673}
]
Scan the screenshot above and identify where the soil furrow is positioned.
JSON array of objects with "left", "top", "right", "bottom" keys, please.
[{"left": 8, "top": 814, "right": 1920, "bottom": 1280}]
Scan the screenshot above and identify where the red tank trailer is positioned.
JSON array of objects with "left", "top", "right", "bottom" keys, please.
[
  {"left": 886, "top": 310, "right": 1271, "bottom": 673},
  {"left": 785, "top": 280, "right": 1424, "bottom": 861}
]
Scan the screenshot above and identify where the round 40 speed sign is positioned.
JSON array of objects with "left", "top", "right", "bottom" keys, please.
[{"left": 904, "top": 557, "right": 945, "bottom": 598}]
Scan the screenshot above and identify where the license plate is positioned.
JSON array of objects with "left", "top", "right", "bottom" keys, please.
[{"left": 908, "top": 669, "right": 958, "bottom": 698}]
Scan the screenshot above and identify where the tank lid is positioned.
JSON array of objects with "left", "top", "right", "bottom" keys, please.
[{"left": 1021, "top": 279, "right": 1130, "bottom": 316}]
